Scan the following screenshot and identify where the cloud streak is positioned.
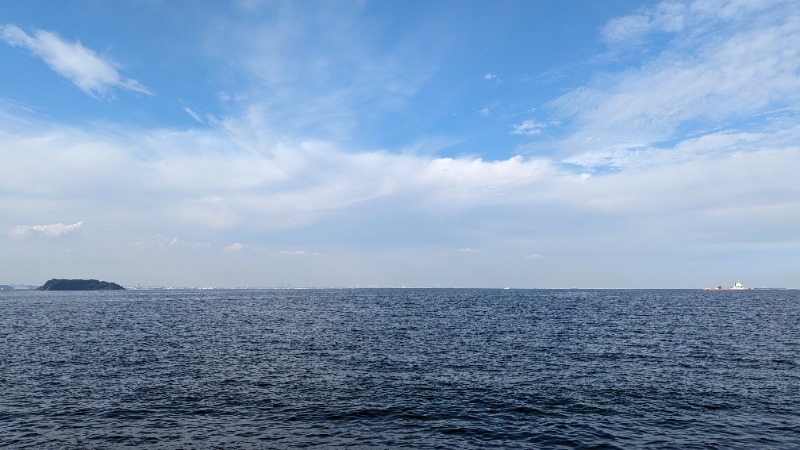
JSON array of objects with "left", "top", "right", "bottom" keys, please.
[
  {"left": 11, "top": 221, "right": 84, "bottom": 240},
  {"left": 0, "top": 24, "right": 152, "bottom": 99}
]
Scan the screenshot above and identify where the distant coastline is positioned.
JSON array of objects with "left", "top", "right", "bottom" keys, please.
[
  {"left": 1, "top": 283, "right": 795, "bottom": 291},
  {"left": 35, "top": 279, "right": 126, "bottom": 291}
]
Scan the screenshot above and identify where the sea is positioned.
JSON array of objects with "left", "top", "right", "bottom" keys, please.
[{"left": 1, "top": 288, "right": 798, "bottom": 449}]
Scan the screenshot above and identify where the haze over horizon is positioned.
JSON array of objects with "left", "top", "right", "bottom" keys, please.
[{"left": 2, "top": 0, "right": 799, "bottom": 289}]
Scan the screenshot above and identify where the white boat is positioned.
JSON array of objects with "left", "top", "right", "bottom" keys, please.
[{"left": 703, "top": 280, "right": 749, "bottom": 291}]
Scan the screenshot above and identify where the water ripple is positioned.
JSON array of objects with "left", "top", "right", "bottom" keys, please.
[{"left": 1, "top": 289, "right": 799, "bottom": 448}]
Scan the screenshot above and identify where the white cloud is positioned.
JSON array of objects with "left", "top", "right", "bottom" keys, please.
[
  {"left": 224, "top": 242, "right": 245, "bottom": 251},
  {"left": 141, "top": 234, "right": 210, "bottom": 249},
  {"left": 601, "top": 14, "right": 653, "bottom": 45},
  {"left": 183, "top": 107, "right": 205, "bottom": 124},
  {"left": 7, "top": 115, "right": 789, "bottom": 247},
  {"left": 458, "top": 247, "right": 481, "bottom": 253},
  {"left": 511, "top": 119, "right": 545, "bottom": 136},
  {"left": 0, "top": 24, "right": 152, "bottom": 99},
  {"left": 0, "top": 113, "right": 564, "bottom": 242},
  {"left": 2, "top": 102, "right": 799, "bottom": 287},
  {"left": 11, "top": 221, "right": 84, "bottom": 240},
  {"left": 483, "top": 73, "right": 497, "bottom": 80}
]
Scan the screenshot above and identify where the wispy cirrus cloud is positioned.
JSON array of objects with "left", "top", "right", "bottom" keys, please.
[
  {"left": 204, "top": 2, "right": 440, "bottom": 143},
  {"left": 600, "top": 2, "right": 687, "bottom": 46},
  {"left": 11, "top": 221, "right": 84, "bottom": 240},
  {"left": 599, "top": 0, "right": 784, "bottom": 47},
  {"left": 549, "top": 0, "right": 800, "bottom": 163},
  {"left": 0, "top": 24, "right": 152, "bottom": 99}
]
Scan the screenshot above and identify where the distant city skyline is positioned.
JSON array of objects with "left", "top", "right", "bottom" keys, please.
[{"left": 2, "top": 0, "right": 799, "bottom": 288}]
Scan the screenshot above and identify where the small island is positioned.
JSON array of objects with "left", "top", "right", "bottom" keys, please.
[{"left": 36, "top": 279, "right": 126, "bottom": 291}]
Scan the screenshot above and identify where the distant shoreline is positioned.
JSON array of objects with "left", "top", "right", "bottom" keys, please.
[{"left": 3, "top": 286, "right": 794, "bottom": 291}]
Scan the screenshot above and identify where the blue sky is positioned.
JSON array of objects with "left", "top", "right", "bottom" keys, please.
[{"left": 2, "top": 0, "right": 799, "bottom": 288}]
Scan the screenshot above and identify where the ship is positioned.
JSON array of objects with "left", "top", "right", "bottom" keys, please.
[{"left": 703, "top": 280, "right": 748, "bottom": 291}]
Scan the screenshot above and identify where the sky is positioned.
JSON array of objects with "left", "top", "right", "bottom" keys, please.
[{"left": 1, "top": 0, "right": 799, "bottom": 288}]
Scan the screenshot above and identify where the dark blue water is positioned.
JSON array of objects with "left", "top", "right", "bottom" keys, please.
[{"left": 1, "top": 289, "right": 798, "bottom": 448}]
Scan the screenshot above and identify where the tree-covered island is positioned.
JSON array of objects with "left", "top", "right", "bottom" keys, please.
[{"left": 36, "top": 279, "right": 126, "bottom": 291}]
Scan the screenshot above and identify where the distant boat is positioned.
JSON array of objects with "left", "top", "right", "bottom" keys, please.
[{"left": 703, "top": 280, "right": 748, "bottom": 291}]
